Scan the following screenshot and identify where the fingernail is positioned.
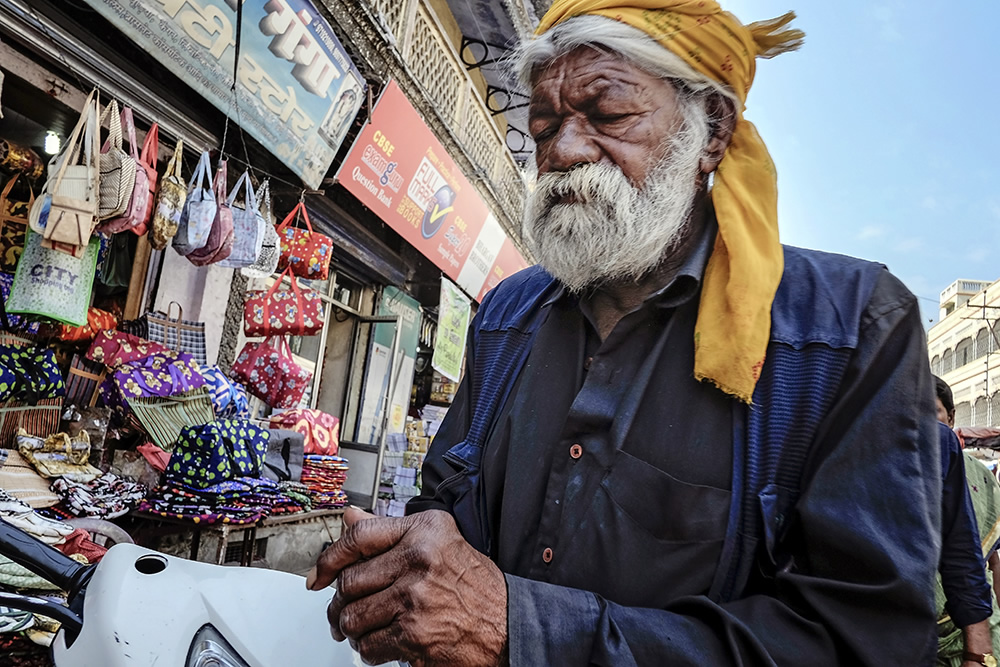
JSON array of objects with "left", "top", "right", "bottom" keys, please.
[{"left": 305, "top": 566, "right": 318, "bottom": 590}]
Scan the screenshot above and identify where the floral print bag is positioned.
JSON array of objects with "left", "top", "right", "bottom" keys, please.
[
  {"left": 231, "top": 336, "right": 311, "bottom": 409},
  {"left": 243, "top": 268, "right": 324, "bottom": 337},
  {"left": 275, "top": 202, "right": 332, "bottom": 280}
]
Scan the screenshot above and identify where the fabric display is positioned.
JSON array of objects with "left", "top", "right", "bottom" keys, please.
[
  {"left": 269, "top": 409, "right": 339, "bottom": 456},
  {"left": 231, "top": 336, "right": 312, "bottom": 409},
  {"left": 241, "top": 179, "right": 279, "bottom": 279},
  {"left": 16, "top": 429, "right": 101, "bottom": 483},
  {"left": 277, "top": 480, "right": 313, "bottom": 512},
  {"left": 0, "top": 345, "right": 64, "bottom": 403},
  {"left": 0, "top": 399, "right": 62, "bottom": 448},
  {"left": 0, "top": 173, "right": 31, "bottom": 273},
  {"left": 6, "top": 228, "right": 100, "bottom": 327},
  {"left": 300, "top": 455, "right": 349, "bottom": 509},
  {"left": 243, "top": 268, "right": 325, "bottom": 337},
  {"left": 0, "top": 450, "right": 59, "bottom": 508},
  {"left": 185, "top": 159, "right": 233, "bottom": 266},
  {"left": 275, "top": 201, "right": 332, "bottom": 280},
  {"left": 96, "top": 106, "right": 148, "bottom": 234},
  {"left": 49, "top": 472, "right": 146, "bottom": 519},
  {"left": 166, "top": 419, "right": 268, "bottom": 488},
  {"left": 103, "top": 350, "right": 206, "bottom": 402},
  {"left": 86, "top": 329, "right": 169, "bottom": 368},
  {"left": 121, "top": 303, "right": 208, "bottom": 366},
  {"left": 137, "top": 476, "right": 290, "bottom": 525},
  {"left": 58, "top": 307, "right": 116, "bottom": 343},
  {"left": 200, "top": 365, "right": 249, "bottom": 419},
  {"left": 126, "top": 387, "right": 215, "bottom": 451},
  {"left": 150, "top": 138, "right": 184, "bottom": 250},
  {"left": 173, "top": 150, "right": 217, "bottom": 256},
  {"left": 261, "top": 428, "right": 304, "bottom": 483},
  {"left": 0, "top": 274, "right": 41, "bottom": 334},
  {"left": 63, "top": 354, "right": 107, "bottom": 408},
  {"left": 217, "top": 170, "right": 264, "bottom": 269}
]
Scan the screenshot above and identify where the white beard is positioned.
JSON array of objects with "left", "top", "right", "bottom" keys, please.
[{"left": 523, "top": 116, "right": 710, "bottom": 293}]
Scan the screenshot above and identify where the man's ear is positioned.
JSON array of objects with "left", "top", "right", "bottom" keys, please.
[{"left": 700, "top": 93, "right": 737, "bottom": 175}]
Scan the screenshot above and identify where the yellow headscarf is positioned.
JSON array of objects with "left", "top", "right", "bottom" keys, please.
[{"left": 535, "top": 1, "right": 803, "bottom": 403}]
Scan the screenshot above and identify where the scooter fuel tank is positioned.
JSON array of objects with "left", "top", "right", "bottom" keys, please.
[{"left": 51, "top": 543, "right": 397, "bottom": 667}]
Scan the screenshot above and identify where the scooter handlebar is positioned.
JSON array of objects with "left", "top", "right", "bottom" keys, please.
[{"left": 0, "top": 517, "right": 91, "bottom": 596}]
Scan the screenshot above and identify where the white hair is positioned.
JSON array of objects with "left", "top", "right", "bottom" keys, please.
[{"left": 512, "top": 15, "right": 738, "bottom": 107}]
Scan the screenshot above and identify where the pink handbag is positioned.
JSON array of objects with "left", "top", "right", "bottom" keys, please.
[
  {"left": 243, "top": 268, "right": 325, "bottom": 337},
  {"left": 132, "top": 122, "right": 159, "bottom": 236},
  {"left": 186, "top": 159, "right": 234, "bottom": 266},
  {"left": 231, "top": 336, "right": 311, "bottom": 409},
  {"left": 96, "top": 107, "right": 150, "bottom": 234}
]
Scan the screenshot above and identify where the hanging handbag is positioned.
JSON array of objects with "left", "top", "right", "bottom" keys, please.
[
  {"left": 241, "top": 179, "right": 279, "bottom": 279},
  {"left": 97, "top": 99, "right": 136, "bottom": 221},
  {"left": 269, "top": 409, "right": 340, "bottom": 456},
  {"left": 173, "top": 151, "right": 216, "bottom": 256},
  {"left": 165, "top": 419, "right": 268, "bottom": 488},
  {"left": 217, "top": 170, "right": 263, "bottom": 269},
  {"left": 96, "top": 107, "right": 148, "bottom": 234},
  {"left": 6, "top": 229, "right": 100, "bottom": 327},
  {"left": 185, "top": 159, "right": 233, "bottom": 266},
  {"left": 150, "top": 139, "right": 184, "bottom": 250},
  {"left": 134, "top": 122, "right": 159, "bottom": 236},
  {"left": 125, "top": 303, "right": 208, "bottom": 366},
  {"left": 243, "top": 268, "right": 324, "bottom": 337},
  {"left": 275, "top": 202, "right": 332, "bottom": 280},
  {"left": 0, "top": 175, "right": 32, "bottom": 273},
  {"left": 33, "top": 89, "right": 100, "bottom": 253},
  {"left": 231, "top": 335, "right": 311, "bottom": 409}
]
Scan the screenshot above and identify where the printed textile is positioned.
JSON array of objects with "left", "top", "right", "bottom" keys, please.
[{"left": 50, "top": 472, "right": 146, "bottom": 519}]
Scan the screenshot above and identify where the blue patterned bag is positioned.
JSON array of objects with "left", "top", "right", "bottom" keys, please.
[
  {"left": 200, "top": 365, "right": 249, "bottom": 419},
  {"left": 0, "top": 345, "right": 64, "bottom": 403},
  {"left": 165, "top": 419, "right": 267, "bottom": 489}
]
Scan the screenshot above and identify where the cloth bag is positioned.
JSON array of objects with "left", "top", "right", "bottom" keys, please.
[
  {"left": 217, "top": 171, "right": 263, "bottom": 269},
  {"left": 165, "top": 419, "right": 269, "bottom": 488},
  {"left": 86, "top": 330, "right": 169, "bottom": 368},
  {"left": 134, "top": 122, "right": 159, "bottom": 236},
  {"left": 241, "top": 180, "right": 279, "bottom": 280},
  {"left": 97, "top": 99, "right": 136, "bottom": 222},
  {"left": 186, "top": 159, "right": 233, "bottom": 266},
  {"left": 125, "top": 303, "right": 208, "bottom": 366},
  {"left": 150, "top": 139, "right": 184, "bottom": 250},
  {"left": 231, "top": 336, "right": 311, "bottom": 409},
  {"left": 96, "top": 107, "right": 149, "bottom": 234},
  {"left": 0, "top": 449, "right": 60, "bottom": 508},
  {"left": 276, "top": 202, "right": 332, "bottom": 280},
  {"left": 0, "top": 174, "right": 31, "bottom": 273},
  {"left": 200, "top": 365, "right": 249, "bottom": 419},
  {"left": 127, "top": 387, "right": 216, "bottom": 451},
  {"left": 173, "top": 151, "right": 216, "bottom": 256},
  {"left": 0, "top": 345, "right": 65, "bottom": 403},
  {"left": 243, "top": 268, "right": 324, "bottom": 337},
  {"left": 269, "top": 408, "right": 340, "bottom": 456},
  {"left": 262, "top": 428, "right": 304, "bottom": 483},
  {"left": 0, "top": 273, "right": 41, "bottom": 334},
  {"left": 58, "top": 307, "right": 117, "bottom": 343},
  {"left": 0, "top": 398, "right": 62, "bottom": 447},
  {"left": 64, "top": 353, "right": 107, "bottom": 408},
  {"left": 6, "top": 229, "right": 100, "bottom": 327},
  {"left": 16, "top": 429, "right": 101, "bottom": 482}
]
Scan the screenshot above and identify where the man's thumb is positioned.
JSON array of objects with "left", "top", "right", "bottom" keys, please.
[{"left": 344, "top": 505, "right": 376, "bottom": 528}]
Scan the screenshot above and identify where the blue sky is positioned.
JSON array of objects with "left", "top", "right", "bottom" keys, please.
[{"left": 724, "top": 0, "right": 1000, "bottom": 326}]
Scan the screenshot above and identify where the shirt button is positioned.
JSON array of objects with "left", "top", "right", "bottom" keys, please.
[
  {"left": 542, "top": 547, "right": 553, "bottom": 564},
  {"left": 569, "top": 443, "right": 583, "bottom": 459},
  {"left": 583, "top": 356, "right": 594, "bottom": 371}
]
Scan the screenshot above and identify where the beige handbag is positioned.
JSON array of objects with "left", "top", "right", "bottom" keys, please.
[
  {"left": 97, "top": 99, "right": 136, "bottom": 221},
  {"left": 32, "top": 88, "right": 100, "bottom": 252},
  {"left": 150, "top": 139, "right": 185, "bottom": 250}
]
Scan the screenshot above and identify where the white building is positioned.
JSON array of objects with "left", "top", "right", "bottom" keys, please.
[{"left": 927, "top": 278, "right": 1000, "bottom": 427}]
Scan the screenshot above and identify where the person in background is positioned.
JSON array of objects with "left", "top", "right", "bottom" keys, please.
[
  {"left": 935, "top": 376, "right": 999, "bottom": 666},
  {"left": 308, "top": 3, "right": 943, "bottom": 664}
]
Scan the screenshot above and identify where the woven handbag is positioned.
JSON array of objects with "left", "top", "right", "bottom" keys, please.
[
  {"left": 243, "top": 268, "right": 324, "bottom": 337},
  {"left": 97, "top": 99, "right": 136, "bottom": 221},
  {"left": 275, "top": 202, "right": 332, "bottom": 280},
  {"left": 0, "top": 175, "right": 31, "bottom": 273},
  {"left": 173, "top": 151, "right": 216, "bottom": 256},
  {"left": 241, "top": 179, "right": 279, "bottom": 279},
  {"left": 128, "top": 386, "right": 216, "bottom": 451},
  {"left": 185, "top": 159, "right": 233, "bottom": 266},
  {"left": 150, "top": 139, "right": 184, "bottom": 250},
  {"left": 217, "top": 170, "right": 263, "bottom": 269},
  {"left": 96, "top": 107, "right": 149, "bottom": 234},
  {"left": 231, "top": 336, "right": 311, "bottom": 409},
  {"left": 136, "top": 303, "right": 208, "bottom": 366},
  {"left": 0, "top": 399, "right": 61, "bottom": 448}
]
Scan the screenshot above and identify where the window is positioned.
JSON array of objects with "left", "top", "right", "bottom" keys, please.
[
  {"left": 954, "top": 401, "right": 972, "bottom": 427},
  {"left": 931, "top": 355, "right": 941, "bottom": 375},
  {"left": 942, "top": 349, "right": 954, "bottom": 374},
  {"left": 956, "top": 338, "right": 973, "bottom": 368},
  {"left": 976, "top": 329, "right": 990, "bottom": 360},
  {"left": 992, "top": 393, "right": 1000, "bottom": 427},
  {"left": 974, "top": 396, "right": 989, "bottom": 426}
]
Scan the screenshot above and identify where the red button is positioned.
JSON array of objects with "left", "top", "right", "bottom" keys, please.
[
  {"left": 570, "top": 444, "right": 583, "bottom": 459},
  {"left": 542, "top": 547, "right": 553, "bottom": 563}
]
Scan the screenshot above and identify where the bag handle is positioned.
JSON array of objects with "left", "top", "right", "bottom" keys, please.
[
  {"left": 275, "top": 202, "right": 314, "bottom": 234},
  {"left": 49, "top": 88, "right": 99, "bottom": 193},
  {"left": 140, "top": 122, "right": 159, "bottom": 166},
  {"left": 262, "top": 268, "right": 307, "bottom": 333},
  {"left": 165, "top": 139, "right": 184, "bottom": 180},
  {"left": 120, "top": 107, "right": 139, "bottom": 160},
  {"left": 165, "top": 301, "right": 184, "bottom": 322},
  {"left": 99, "top": 99, "right": 124, "bottom": 151},
  {"left": 188, "top": 151, "right": 211, "bottom": 191},
  {"left": 0, "top": 174, "right": 34, "bottom": 218},
  {"left": 213, "top": 160, "right": 228, "bottom": 205},
  {"left": 226, "top": 170, "right": 258, "bottom": 212}
]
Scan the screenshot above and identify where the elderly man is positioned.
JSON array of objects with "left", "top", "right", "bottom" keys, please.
[{"left": 309, "top": 1, "right": 941, "bottom": 664}]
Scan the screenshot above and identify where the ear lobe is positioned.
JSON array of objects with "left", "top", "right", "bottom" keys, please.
[{"left": 700, "top": 94, "right": 737, "bottom": 175}]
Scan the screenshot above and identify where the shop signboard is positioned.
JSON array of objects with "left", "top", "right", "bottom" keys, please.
[
  {"left": 337, "top": 79, "right": 528, "bottom": 301},
  {"left": 432, "top": 278, "right": 471, "bottom": 382},
  {"left": 85, "top": 0, "right": 365, "bottom": 188}
]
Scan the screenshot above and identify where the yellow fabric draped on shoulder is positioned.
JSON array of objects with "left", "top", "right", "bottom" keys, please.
[{"left": 535, "top": 1, "right": 803, "bottom": 403}]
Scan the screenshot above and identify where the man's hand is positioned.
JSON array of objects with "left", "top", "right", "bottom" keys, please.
[{"left": 308, "top": 507, "right": 508, "bottom": 667}]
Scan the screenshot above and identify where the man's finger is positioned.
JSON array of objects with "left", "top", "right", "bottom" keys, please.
[
  {"left": 327, "top": 591, "right": 348, "bottom": 642},
  {"left": 309, "top": 514, "right": 410, "bottom": 590},
  {"left": 338, "top": 585, "right": 402, "bottom": 640},
  {"left": 336, "top": 544, "right": 417, "bottom": 601},
  {"left": 343, "top": 505, "right": 376, "bottom": 527},
  {"left": 354, "top": 619, "right": 415, "bottom": 667}
]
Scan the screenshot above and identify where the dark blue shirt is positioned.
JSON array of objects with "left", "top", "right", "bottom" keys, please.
[{"left": 939, "top": 420, "right": 992, "bottom": 627}]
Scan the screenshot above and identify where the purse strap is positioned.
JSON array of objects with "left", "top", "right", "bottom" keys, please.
[
  {"left": 49, "top": 88, "right": 99, "bottom": 194},
  {"left": 120, "top": 107, "right": 140, "bottom": 161},
  {"left": 262, "top": 268, "right": 307, "bottom": 333},
  {"left": 226, "top": 170, "right": 258, "bottom": 212},
  {"left": 213, "top": 159, "right": 228, "bottom": 205},
  {"left": 188, "top": 151, "right": 211, "bottom": 191},
  {"left": 99, "top": 99, "right": 124, "bottom": 153},
  {"left": 275, "top": 201, "right": 314, "bottom": 234},
  {"left": 140, "top": 122, "right": 159, "bottom": 167},
  {"left": 165, "top": 139, "right": 184, "bottom": 181}
]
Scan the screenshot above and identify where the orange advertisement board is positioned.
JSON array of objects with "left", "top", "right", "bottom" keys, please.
[{"left": 337, "top": 80, "right": 527, "bottom": 301}]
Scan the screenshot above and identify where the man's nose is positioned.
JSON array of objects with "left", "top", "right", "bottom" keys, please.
[{"left": 544, "top": 120, "right": 601, "bottom": 172}]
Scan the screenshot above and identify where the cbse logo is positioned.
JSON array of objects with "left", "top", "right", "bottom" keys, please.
[{"left": 421, "top": 185, "right": 456, "bottom": 239}]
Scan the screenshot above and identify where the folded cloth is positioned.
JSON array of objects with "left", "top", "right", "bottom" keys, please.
[
  {"left": 54, "top": 528, "right": 107, "bottom": 564},
  {"left": 0, "top": 450, "right": 60, "bottom": 509},
  {"left": 0, "top": 606, "right": 34, "bottom": 634},
  {"left": 50, "top": 473, "right": 146, "bottom": 519},
  {"left": 16, "top": 430, "right": 101, "bottom": 483},
  {"left": 0, "top": 489, "right": 74, "bottom": 544},
  {"left": 301, "top": 455, "right": 349, "bottom": 509}
]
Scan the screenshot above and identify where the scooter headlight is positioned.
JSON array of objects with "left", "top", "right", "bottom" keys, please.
[{"left": 187, "top": 624, "right": 252, "bottom": 667}]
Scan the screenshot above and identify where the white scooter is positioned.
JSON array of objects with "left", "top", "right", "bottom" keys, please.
[{"left": 0, "top": 518, "right": 400, "bottom": 666}]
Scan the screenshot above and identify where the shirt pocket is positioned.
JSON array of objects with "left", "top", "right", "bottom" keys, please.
[{"left": 600, "top": 449, "right": 730, "bottom": 543}]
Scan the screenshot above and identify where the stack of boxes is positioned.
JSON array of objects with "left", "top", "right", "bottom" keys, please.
[{"left": 375, "top": 411, "right": 445, "bottom": 517}]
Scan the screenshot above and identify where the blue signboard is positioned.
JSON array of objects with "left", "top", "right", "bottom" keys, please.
[{"left": 85, "top": 0, "right": 366, "bottom": 188}]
